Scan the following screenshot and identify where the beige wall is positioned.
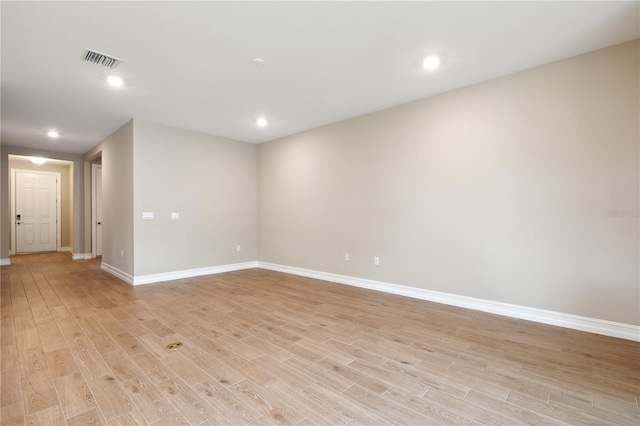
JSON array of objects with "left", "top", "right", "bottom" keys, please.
[
  {"left": 1, "top": 145, "right": 85, "bottom": 259},
  {"left": 258, "top": 40, "right": 639, "bottom": 325},
  {"left": 8, "top": 157, "right": 73, "bottom": 249},
  {"left": 84, "top": 120, "right": 135, "bottom": 274},
  {"left": 133, "top": 120, "right": 257, "bottom": 276}
]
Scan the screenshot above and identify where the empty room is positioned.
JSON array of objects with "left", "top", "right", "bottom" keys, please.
[{"left": 1, "top": 1, "right": 639, "bottom": 425}]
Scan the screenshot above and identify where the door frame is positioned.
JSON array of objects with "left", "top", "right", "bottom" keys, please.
[
  {"left": 10, "top": 168, "right": 62, "bottom": 254},
  {"left": 91, "top": 163, "right": 102, "bottom": 258}
]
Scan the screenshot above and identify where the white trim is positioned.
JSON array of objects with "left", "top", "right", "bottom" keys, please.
[
  {"left": 72, "top": 253, "right": 92, "bottom": 260},
  {"left": 11, "top": 168, "right": 62, "bottom": 254},
  {"left": 132, "top": 261, "right": 258, "bottom": 285},
  {"left": 91, "top": 164, "right": 102, "bottom": 259},
  {"left": 0, "top": 259, "right": 10, "bottom": 266},
  {"left": 100, "top": 261, "right": 258, "bottom": 286},
  {"left": 257, "top": 262, "right": 640, "bottom": 342},
  {"left": 60, "top": 246, "right": 73, "bottom": 252},
  {"left": 101, "top": 262, "right": 134, "bottom": 285}
]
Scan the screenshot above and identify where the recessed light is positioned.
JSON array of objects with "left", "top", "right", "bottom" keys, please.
[
  {"left": 30, "top": 157, "right": 47, "bottom": 165},
  {"left": 47, "top": 131, "right": 59, "bottom": 138},
  {"left": 252, "top": 58, "right": 265, "bottom": 67},
  {"left": 107, "top": 76, "right": 124, "bottom": 87},
  {"left": 422, "top": 55, "right": 440, "bottom": 70},
  {"left": 256, "top": 118, "right": 268, "bottom": 127}
]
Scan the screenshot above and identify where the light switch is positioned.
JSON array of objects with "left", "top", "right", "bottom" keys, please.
[
  {"left": 142, "top": 212, "right": 154, "bottom": 220},
  {"left": 171, "top": 212, "right": 179, "bottom": 220}
]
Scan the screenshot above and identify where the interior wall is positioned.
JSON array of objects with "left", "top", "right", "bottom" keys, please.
[
  {"left": 257, "top": 40, "right": 640, "bottom": 325},
  {"left": 8, "top": 157, "right": 72, "bottom": 249},
  {"left": 0, "top": 145, "right": 85, "bottom": 259},
  {"left": 84, "top": 120, "right": 134, "bottom": 275},
  {"left": 132, "top": 119, "right": 257, "bottom": 276}
]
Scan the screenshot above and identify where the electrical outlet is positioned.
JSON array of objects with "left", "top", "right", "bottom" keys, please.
[
  {"left": 374, "top": 256, "right": 380, "bottom": 266},
  {"left": 345, "top": 253, "right": 350, "bottom": 261},
  {"left": 237, "top": 245, "right": 241, "bottom": 252},
  {"left": 120, "top": 250, "right": 124, "bottom": 258}
]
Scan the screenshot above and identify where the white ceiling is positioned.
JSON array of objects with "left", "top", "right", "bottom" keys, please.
[{"left": 2, "top": 1, "right": 638, "bottom": 155}]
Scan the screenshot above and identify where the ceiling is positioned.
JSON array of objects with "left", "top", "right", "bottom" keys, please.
[{"left": 2, "top": 1, "right": 638, "bottom": 155}]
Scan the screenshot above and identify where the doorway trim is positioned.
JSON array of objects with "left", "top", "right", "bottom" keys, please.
[
  {"left": 91, "top": 163, "right": 102, "bottom": 258},
  {"left": 10, "top": 168, "right": 62, "bottom": 254}
]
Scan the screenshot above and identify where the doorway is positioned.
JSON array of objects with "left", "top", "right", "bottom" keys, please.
[
  {"left": 8, "top": 154, "right": 74, "bottom": 256},
  {"left": 92, "top": 163, "right": 103, "bottom": 257},
  {"left": 11, "top": 169, "right": 61, "bottom": 253}
]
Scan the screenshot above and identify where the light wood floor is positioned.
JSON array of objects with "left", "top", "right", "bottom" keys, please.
[{"left": 1, "top": 253, "right": 639, "bottom": 425}]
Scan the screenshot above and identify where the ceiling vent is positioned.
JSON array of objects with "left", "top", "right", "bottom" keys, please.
[{"left": 81, "top": 49, "right": 121, "bottom": 68}]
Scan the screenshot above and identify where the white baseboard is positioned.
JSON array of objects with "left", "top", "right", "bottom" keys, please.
[
  {"left": 133, "top": 261, "right": 259, "bottom": 285},
  {"left": 0, "top": 259, "right": 10, "bottom": 266},
  {"left": 72, "top": 253, "right": 92, "bottom": 260},
  {"left": 101, "top": 261, "right": 258, "bottom": 286},
  {"left": 60, "top": 246, "right": 73, "bottom": 252},
  {"left": 101, "top": 262, "right": 134, "bottom": 285},
  {"left": 257, "top": 262, "right": 640, "bottom": 342}
]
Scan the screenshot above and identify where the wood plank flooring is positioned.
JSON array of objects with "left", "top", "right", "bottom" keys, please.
[{"left": 1, "top": 252, "right": 639, "bottom": 425}]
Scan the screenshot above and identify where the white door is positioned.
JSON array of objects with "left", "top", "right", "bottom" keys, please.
[
  {"left": 15, "top": 171, "right": 58, "bottom": 253},
  {"left": 95, "top": 166, "right": 103, "bottom": 256}
]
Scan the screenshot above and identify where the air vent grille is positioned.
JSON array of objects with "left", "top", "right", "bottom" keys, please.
[{"left": 82, "top": 49, "right": 121, "bottom": 68}]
